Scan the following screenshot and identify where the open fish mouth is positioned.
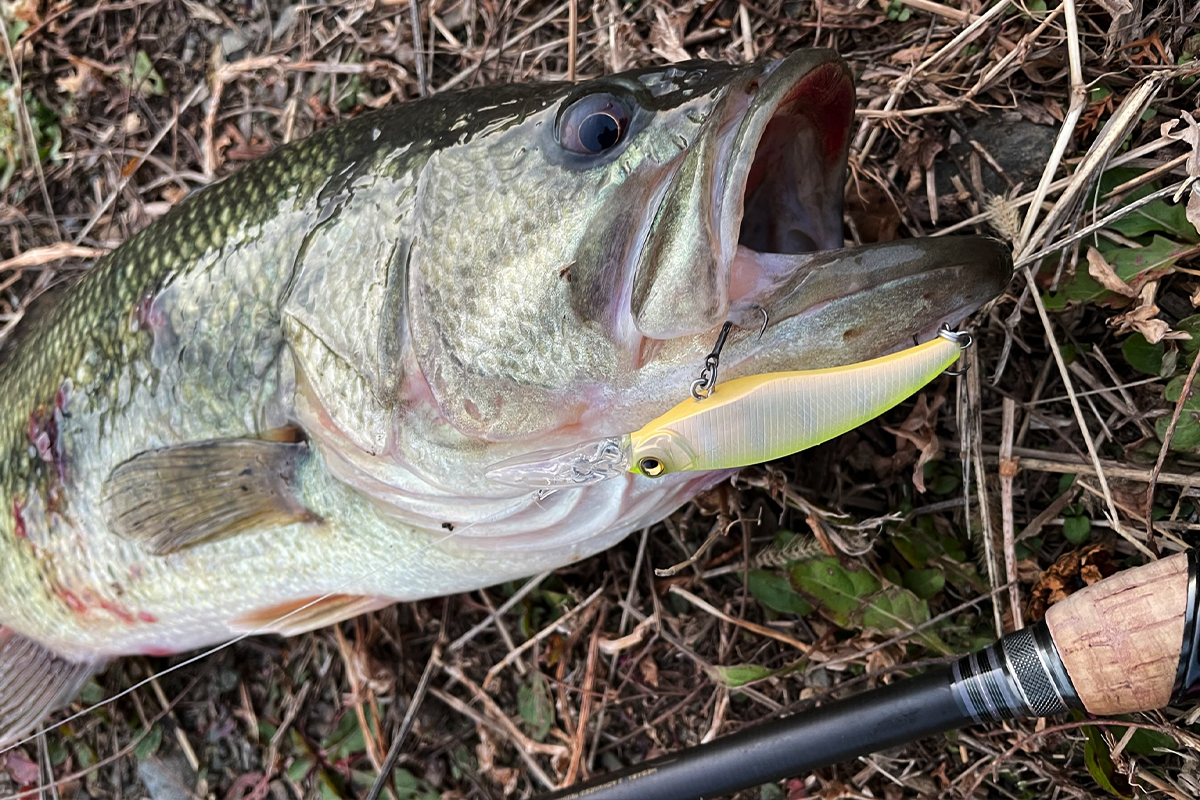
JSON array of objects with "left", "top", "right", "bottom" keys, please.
[
  {"left": 722, "top": 54, "right": 855, "bottom": 312},
  {"left": 627, "top": 48, "right": 1011, "bottom": 358},
  {"left": 701, "top": 50, "right": 1012, "bottom": 373}
]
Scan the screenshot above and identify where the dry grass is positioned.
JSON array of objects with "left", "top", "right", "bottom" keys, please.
[{"left": 2, "top": 0, "right": 1200, "bottom": 798}]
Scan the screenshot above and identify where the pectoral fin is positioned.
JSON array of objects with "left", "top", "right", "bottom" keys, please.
[
  {"left": 102, "top": 437, "right": 318, "bottom": 555},
  {"left": 0, "top": 628, "right": 99, "bottom": 747}
]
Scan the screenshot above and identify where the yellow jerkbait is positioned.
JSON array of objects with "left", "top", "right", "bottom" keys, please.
[{"left": 629, "top": 329, "right": 967, "bottom": 477}]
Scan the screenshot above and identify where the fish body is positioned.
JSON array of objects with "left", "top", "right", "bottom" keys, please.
[{"left": 0, "top": 50, "right": 1012, "bottom": 744}]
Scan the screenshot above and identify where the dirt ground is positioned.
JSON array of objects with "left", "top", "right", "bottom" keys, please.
[{"left": 2, "top": 0, "right": 1200, "bottom": 798}]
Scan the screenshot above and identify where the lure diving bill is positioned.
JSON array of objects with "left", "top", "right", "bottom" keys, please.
[{"left": 487, "top": 328, "right": 971, "bottom": 489}]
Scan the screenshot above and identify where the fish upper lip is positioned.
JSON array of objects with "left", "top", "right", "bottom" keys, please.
[{"left": 714, "top": 51, "right": 855, "bottom": 309}]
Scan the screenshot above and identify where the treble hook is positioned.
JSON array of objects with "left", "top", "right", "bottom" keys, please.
[
  {"left": 690, "top": 309, "right": 769, "bottom": 401},
  {"left": 755, "top": 306, "right": 769, "bottom": 339},
  {"left": 940, "top": 325, "right": 973, "bottom": 376},
  {"left": 691, "top": 321, "right": 732, "bottom": 400}
]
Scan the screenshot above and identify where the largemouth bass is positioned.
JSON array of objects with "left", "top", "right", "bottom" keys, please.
[{"left": 0, "top": 49, "right": 1011, "bottom": 745}]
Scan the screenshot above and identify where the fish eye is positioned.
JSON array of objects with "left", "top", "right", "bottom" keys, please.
[
  {"left": 638, "top": 456, "right": 665, "bottom": 477},
  {"left": 558, "top": 94, "right": 631, "bottom": 155}
]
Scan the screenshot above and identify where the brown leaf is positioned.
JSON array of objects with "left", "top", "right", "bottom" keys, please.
[
  {"left": 1162, "top": 111, "right": 1200, "bottom": 179},
  {"left": 889, "top": 44, "right": 931, "bottom": 65},
  {"left": 1025, "top": 544, "right": 1117, "bottom": 621},
  {"left": 638, "top": 655, "right": 660, "bottom": 687},
  {"left": 1017, "top": 99, "right": 1056, "bottom": 126},
  {"left": 649, "top": 7, "right": 691, "bottom": 63},
  {"left": 56, "top": 62, "right": 101, "bottom": 98},
  {"left": 1086, "top": 247, "right": 1137, "bottom": 297},
  {"left": 476, "top": 730, "right": 520, "bottom": 795},
  {"left": 882, "top": 392, "right": 945, "bottom": 492},
  {"left": 1162, "top": 111, "right": 1200, "bottom": 231},
  {"left": 1043, "top": 97, "right": 1065, "bottom": 122},
  {"left": 1016, "top": 557, "right": 1043, "bottom": 584},
  {"left": 1110, "top": 281, "right": 1192, "bottom": 343},
  {"left": 895, "top": 130, "right": 944, "bottom": 194},
  {"left": 0, "top": 750, "right": 39, "bottom": 786},
  {"left": 598, "top": 616, "right": 653, "bottom": 655},
  {"left": 10, "top": 0, "right": 39, "bottom": 25}
]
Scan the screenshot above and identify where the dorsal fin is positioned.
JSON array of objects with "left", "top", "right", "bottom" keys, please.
[{"left": 0, "top": 276, "right": 78, "bottom": 375}]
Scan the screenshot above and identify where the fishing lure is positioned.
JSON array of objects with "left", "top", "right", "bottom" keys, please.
[{"left": 487, "top": 327, "right": 971, "bottom": 489}]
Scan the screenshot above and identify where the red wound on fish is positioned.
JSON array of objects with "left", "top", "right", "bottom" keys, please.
[
  {"left": 132, "top": 289, "right": 167, "bottom": 333},
  {"left": 57, "top": 589, "right": 87, "bottom": 615},
  {"left": 97, "top": 599, "right": 136, "bottom": 625},
  {"left": 26, "top": 400, "right": 67, "bottom": 482},
  {"left": 11, "top": 499, "right": 26, "bottom": 539}
]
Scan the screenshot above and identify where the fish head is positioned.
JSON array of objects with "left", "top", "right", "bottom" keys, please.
[{"left": 401, "top": 49, "right": 1011, "bottom": 457}]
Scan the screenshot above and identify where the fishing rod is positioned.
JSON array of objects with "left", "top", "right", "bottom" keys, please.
[{"left": 538, "top": 549, "right": 1200, "bottom": 800}]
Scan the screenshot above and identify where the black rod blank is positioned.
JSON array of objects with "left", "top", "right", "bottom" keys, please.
[
  {"left": 539, "top": 667, "right": 965, "bottom": 800},
  {"left": 538, "top": 619, "right": 1084, "bottom": 800}
]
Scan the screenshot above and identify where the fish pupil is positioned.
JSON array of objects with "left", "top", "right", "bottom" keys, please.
[{"left": 579, "top": 113, "right": 621, "bottom": 152}]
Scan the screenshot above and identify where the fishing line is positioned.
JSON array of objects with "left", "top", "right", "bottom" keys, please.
[{"left": 0, "top": 516, "right": 490, "bottom": 758}]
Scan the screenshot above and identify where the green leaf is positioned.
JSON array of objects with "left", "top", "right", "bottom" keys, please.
[
  {"left": 1103, "top": 236, "right": 1191, "bottom": 286},
  {"left": 518, "top": 672, "right": 554, "bottom": 742},
  {"left": 1107, "top": 197, "right": 1199, "bottom": 242},
  {"left": 748, "top": 569, "right": 813, "bottom": 615},
  {"left": 367, "top": 767, "right": 442, "bottom": 800},
  {"left": 1155, "top": 409, "right": 1200, "bottom": 454},
  {"left": 791, "top": 557, "right": 880, "bottom": 619},
  {"left": 1062, "top": 515, "right": 1091, "bottom": 544},
  {"left": 1043, "top": 236, "right": 1191, "bottom": 308},
  {"left": 1164, "top": 373, "right": 1200, "bottom": 409},
  {"left": 1126, "top": 727, "right": 1177, "bottom": 754},
  {"left": 1121, "top": 333, "right": 1165, "bottom": 376},
  {"left": 46, "top": 738, "right": 68, "bottom": 767},
  {"left": 287, "top": 757, "right": 314, "bottom": 783},
  {"left": 120, "top": 51, "right": 166, "bottom": 96},
  {"left": 893, "top": 524, "right": 981, "bottom": 594},
  {"left": 78, "top": 678, "right": 105, "bottom": 705},
  {"left": 1083, "top": 725, "right": 1132, "bottom": 798},
  {"left": 0, "top": 84, "right": 62, "bottom": 190},
  {"left": 759, "top": 783, "right": 786, "bottom": 800},
  {"left": 930, "top": 472, "right": 960, "bottom": 495},
  {"left": 1102, "top": 171, "right": 1199, "bottom": 242},
  {"left": 1177, "top": 314, "right": 1200, "bottom": 354},
  {"left": 322, "top": 711, "right": 367, "bottom": 760},
  {"left": 904, "top": 568, "right": 945, "bottom": 599},
  {"left": 790, "top": 558, "right": 950, "bottom": 653},
  {"left": 134, "top": 725, "right": 163, "bottom": 760},
  {"left": 72, "top": 741, "right": 97, "bottom": 770},
  {"left": 708, "top": 663, "right": 775, "bottom": 687}
]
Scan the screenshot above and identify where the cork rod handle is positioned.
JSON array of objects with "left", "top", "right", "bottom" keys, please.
[{"left": 1045, "top": 552, "right": 1190, "bottom": 716}]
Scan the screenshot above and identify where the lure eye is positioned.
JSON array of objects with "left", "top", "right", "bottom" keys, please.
[
  {"left": 558, "top": 94, "right": 631, "bottom": 155},
  {"left": 639, "top": 456, "right": 666, "bottom": 477}
]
